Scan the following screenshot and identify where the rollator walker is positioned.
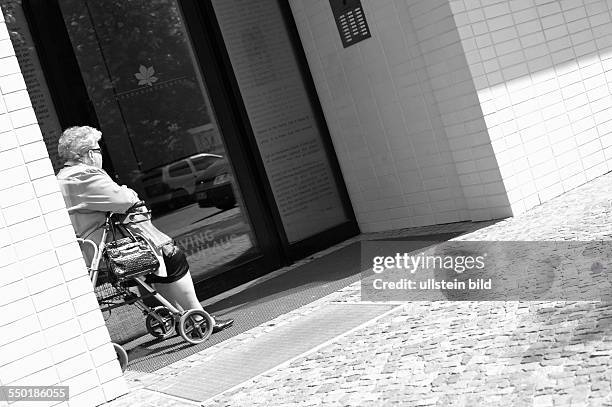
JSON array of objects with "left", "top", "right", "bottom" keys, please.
[{"left": 68, "top": 202, "right": 214, "bottom": 371}]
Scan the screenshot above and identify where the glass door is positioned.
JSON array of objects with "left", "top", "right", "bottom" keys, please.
[
  {"left": 23, "top": 0, "right": 358, "bottom": 289},
  {"left": 47, "top": 0, "right": 276, "bottom": 281},
  {"left": 183, "top": 0, "right": 360, "bottom": 259}
]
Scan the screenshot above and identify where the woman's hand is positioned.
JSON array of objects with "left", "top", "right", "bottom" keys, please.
[
  {"left": 161, "top": 243, "right": 177, "bottom": 256},
  {"left": 127, "top": 200, "right": 148, "bottom": 213}
]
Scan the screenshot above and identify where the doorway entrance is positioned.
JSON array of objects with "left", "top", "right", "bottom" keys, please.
[{"left": 23, "top": 0, "right": 358, "bottom": 290}]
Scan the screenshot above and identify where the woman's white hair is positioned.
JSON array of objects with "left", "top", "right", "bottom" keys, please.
[{"left": 57, "top": 126, "right": 102, "bottom": 162}]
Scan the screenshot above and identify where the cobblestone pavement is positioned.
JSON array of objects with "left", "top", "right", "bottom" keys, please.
[{"left": 106, "top": 172, "right": 612, "bottom": 407}]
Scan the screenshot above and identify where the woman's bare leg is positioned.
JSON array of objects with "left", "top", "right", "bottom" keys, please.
[
  {"left": 154, "top": 270, "right": 234, "bottom": 332},
  {"left": 154, "top": 271, "right": 204, "bottom": 313}
]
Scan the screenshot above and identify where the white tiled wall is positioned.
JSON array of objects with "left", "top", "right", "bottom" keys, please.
[
  {"left": 450, "top": 0, "right": 612, "bottom": 214},
  {"left": 0, "top": 9, "right": 127, "bottom": 407},
  {"left": 289, "top": 0, "right": 511, "bottom": 232}
]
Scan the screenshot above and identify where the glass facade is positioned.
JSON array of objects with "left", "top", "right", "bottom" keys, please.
[{"left": 57, "top": 0, "right": 259, "bottom": 280}]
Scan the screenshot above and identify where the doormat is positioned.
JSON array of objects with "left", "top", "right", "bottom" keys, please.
[{"left": 147, "top": 303, "right": 397, "bottom": 403}]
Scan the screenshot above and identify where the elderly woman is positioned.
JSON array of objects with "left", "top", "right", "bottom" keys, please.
[{"left": 56, "top": 126, "right": 233, "bottom": 333}]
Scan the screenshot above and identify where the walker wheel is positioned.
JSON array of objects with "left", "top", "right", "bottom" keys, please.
[
  {"left": 113, "top": 342, "right": 128, "bottom": 372},
  {"left": 178, "top": 309, "right": 213, "bottom": 345},
  {"left": 145, "top": 306, "right": 176, "bottom": 339}
]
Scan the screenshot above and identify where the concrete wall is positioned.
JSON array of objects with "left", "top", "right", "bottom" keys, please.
[
  {"left": 0, "top": 8, "right": 127, "bottom": 407},
  {"left": 451, "top": 0, "right": 612, "bottom": 214},
  {"left": 289, "top": 0, "right": 511, "bottom": 232}
]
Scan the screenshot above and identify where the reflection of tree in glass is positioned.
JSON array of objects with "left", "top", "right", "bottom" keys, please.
[
  {"left": 135, "top": 65, "right": 158, "bottom": 86},
  {"left": 60, "top": 0, "right": 211, "bottom": 171}
]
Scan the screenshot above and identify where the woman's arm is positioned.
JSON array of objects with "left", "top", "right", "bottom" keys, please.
[{"left": 75, "top": 168, "right": 140, "bottom": 213}]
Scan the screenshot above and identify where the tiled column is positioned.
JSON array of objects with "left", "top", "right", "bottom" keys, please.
[
  {"left": 0, "top": 8, "right": 127, "bottom": 407},
  {"left": 290, "top": 0, "right": 612, "bottom": 227},
  {"left": 288, "top": 0, "right": 512, "bottom": 231},
  {"left": 450, "top": 0, "right": 612, "bottom": 214}
]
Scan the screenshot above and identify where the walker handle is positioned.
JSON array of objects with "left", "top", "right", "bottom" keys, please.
[
  {"left": 127, "top": 200, "right": 147, "bottom": 212},
  {"left": 120, "top": 200, "right": 151, "bottom": 224}
]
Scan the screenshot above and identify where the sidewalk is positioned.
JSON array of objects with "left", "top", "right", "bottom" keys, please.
[{"left": 104, "top": 172, "right": 612, "bottom": 406}]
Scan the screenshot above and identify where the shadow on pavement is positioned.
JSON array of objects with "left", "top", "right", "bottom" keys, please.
[
  {"left": 206, "top": 232, "right": 464, "bottom": 316},
  {"left": 124, "top": 231, "right": 465, "bottom": 372}
]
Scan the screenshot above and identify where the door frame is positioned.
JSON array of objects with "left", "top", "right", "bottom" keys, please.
[{"left": 183, "top": 0, "right": 360, "bottom": 260}]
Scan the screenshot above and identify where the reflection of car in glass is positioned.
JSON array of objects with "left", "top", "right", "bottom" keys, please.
[
  {"left": 194, "top": 156, "right": 236, "bottom": 210},
  {"left": 139, "top": 153, "right": 223, "bottom": 211}
]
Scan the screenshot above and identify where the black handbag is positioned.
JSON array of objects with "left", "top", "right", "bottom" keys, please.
[{"left": 103, "top": 218, "right": 160, "bottom": 282}]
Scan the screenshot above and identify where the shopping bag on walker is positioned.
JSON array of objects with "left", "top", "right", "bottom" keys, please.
[{"left": 104, "top": 220, "right": 159, "bottom": 282}]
